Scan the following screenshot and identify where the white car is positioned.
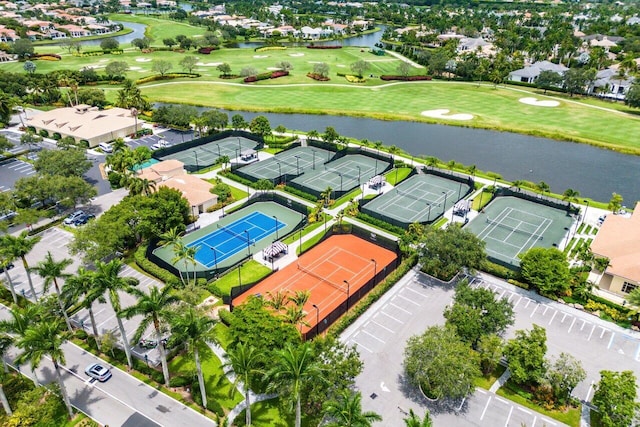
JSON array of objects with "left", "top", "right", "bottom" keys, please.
[
  {"left": 85, "top": 363, "right": 112, "bottom": 382},
  {"left": 64, "top": 210, "right": 85, "bottom": 225},
  {"left": 151, "top": 140, "right": 170, "bottom": 150}
]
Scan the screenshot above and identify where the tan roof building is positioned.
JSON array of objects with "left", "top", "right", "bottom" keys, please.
[
  {"left": 26, "top": 105, "right": 139, "bottom": 147},
  {"left": 590, "top": 202, "right": 640, "bottom": 295},
  {"left": 138, "top": 160, "right": 218, "bottom": 216}
]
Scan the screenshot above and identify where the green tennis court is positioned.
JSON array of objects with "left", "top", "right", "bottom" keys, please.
[
  {"left": 465, "top": 196, "right": 574, "bottom": 267},
  {"left": 361, "top": 174, "right": 470, "bottom": 226},
  {"left": 292, "top": 154, "right": 391, "bottom": 194},
  {"left": 158, "top": 135, "right": 258, "bottom": 170},
  {"left": 152, "top": 201, "right": 304, "bottom": 275},
  {"left": 238, "top": 146, "right": 333, "bottom": 182}
]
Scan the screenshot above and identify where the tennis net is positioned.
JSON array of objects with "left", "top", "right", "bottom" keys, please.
[
  {"left": 297, "top": 263, "right": 347, "bottom": 293},
  {"left": 324, "top": 167, "right": 361, "bottom": 182},
  {"left": 396, "top": 188, "right": 430, "bottom": 203},
  {"left": 486, "top": 219, "right": 543, "bottom": 240},
  {"left": 217, "top": 224, "right": 254, "bottom": 244}
]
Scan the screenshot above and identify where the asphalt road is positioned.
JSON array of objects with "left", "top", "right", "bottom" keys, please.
[{"left": 0, "top": 305, "right": 215, "bottom": 427}]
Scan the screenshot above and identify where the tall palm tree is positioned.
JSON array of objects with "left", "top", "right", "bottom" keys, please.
[
  {"left": 14, "top": 318, "right": 74, "bottom": 419},
  {"left": 323, "top": 390, "right": 382, "bottom": 427},
  {"left": 93, "top": 259, "right": 138, "bottom": 368},
  {"left": 537, "top": 181, "right": 550, "bottom": 195},
  {"left": 0, "top": 334, "right": 13, "bottom": 415},
  {"left": 170, "top": 305, "right": 217, "bottom": 408},
  {"left": 265, "top": 290, "right": 289, "bottom": 313},
  {"left": 185, "top": 245, "right": 198, "bottom": 285},
  {"left": 562, "top": 188, "right": 580, "bottom": 209},
  {"left": 403, "top": 409, "right": 433, "bottom": 427},
  {"left": 62, "top": 267, "right": 105, "bottom": 344},
  {"left": 0, "top": 248, "right": 18, "bottom": 304},
  {"left": 288, "top": 290, "right": 310, "bottom": 309},
  {"left": 2, "top": 232, "right": 42, "bottom": 301},
  {"left": 265, "top": 342, "right": 323, "bottom": 427},
  {"left": 171, "top": 242, "right": 189, "bottom": 286},
  {"left": 225, "top": 342, "right": 262, "bottom": 426},
  {"left": 158, "top": 226, "right": 183, "bottom": 248},
  {"left": 30, "top": 252, "right": 73, "bottom": 331},
  {"left": 120, "top": 285, "right": 179, "bottom": 387},
  {"left": 127, "top": 176, "right": 156, "bottom": 196},
  {"left": 0, "top": 304, "right": 46, "bottom": 337}
]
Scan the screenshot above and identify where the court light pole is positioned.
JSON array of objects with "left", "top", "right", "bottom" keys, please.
[
  {"left": 244, "top": 230, "right": 251, "bottom": 255},
  {"left": 193, "top": 151, "right": 199, "bottom": 170},
  {"left": 442, "top": 191, "right": 448, "bottom": 217},
  {"left": 357, "top": 166, "right": 361, "bottom": 184},
  {"left": 583, "top": 199, "right": 590, "bottom": 224},
  {"left": 458, "top": 182, "right": 463, "bottom": 200},
  {"left": 427, "top": 203, "right": 432, "bottom": 222},
  {"left": 273, "top": 215, "right": 279, "bottom": 240},
  {"left": 276, "top": 162, "right": 282, "bottom": 185},
  {"left": 338, "top": 172, "right": 343, "bottom": 193},
  {"left": 370, "top": 258, "right": 377, "bottom": 284},
  {"left": 295, "top": 155, "right": 300, "bottom": 175},
  {"left": 312, "top": 150, "right": 316, "bottom": 170},
  {"left": 298, "top": 227, "right": 303, "bottom": 256},
  {"left": 312, "top": 303, "right": 320, "bottom": 337},
  {"left": 237, "top": 264, "right": 242, "bottom": 289},
  {"left": 344, "top": 280, "right": 350, "bottom": 311},
  {"left": 216, "top": 144, "right": 221, "bottom": 157}
]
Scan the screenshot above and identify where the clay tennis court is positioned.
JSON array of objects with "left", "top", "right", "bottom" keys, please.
[{"left": 233, "top": 234, "right": 398, "bottom": 337}]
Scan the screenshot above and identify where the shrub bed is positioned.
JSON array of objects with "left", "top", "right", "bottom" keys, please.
[
  {"left": 134, "top": 244, "right": 181, "bottom": 287},
  {"left": 306, "top": 45, "right": 342, "bottom": 49},
  {"left": 198, "top": 46, "right": 219, "bottom": 54},
  {"left": 283, "top": 186, "right": 318, "bottom": 202},
  {"left": 243, "top": 70, "right": 289, "bottom": 83},
  {"left": 72, "top": 51, "right": 104, "bottom": 57},
  {"left": 355, "top": 212, "right": 405, "bottom": 235},
  {"left": 33, "top": 53, "right": 61, "bottom": 60},
  {"left": 254, "top": 46, "right": 286, "bottom": 52},
  {"left": 380, "top": 75, "right": 432, "bottom": 81},
  {"left": 136, "top": 72, "right": 200, "bottom": 84},
  {"left": 345, "top": 74, "right": 366, "bottom": 83},
  {"left": 306, "top": 72, "right": 330, "bottom": 81}
]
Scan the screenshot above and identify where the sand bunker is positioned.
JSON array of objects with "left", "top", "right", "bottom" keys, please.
[
  {"left": 129, "top": 66, "right": 142, "bottom": 70},
  {"left": 421, "top": 109, "right": 473, "bottom": 121},
  {"left": 289, "top": 53, "right": 304, "bottom": 57},
  {"left": 135, "top": 58, "right": 152, "bottom": 62},
  {"left": 266, "top": 67, "right": 281, "bottom": 70},
  {"left": 196, "top": 62, "right": 222, "bottom": 66},
  {"left": 337, "top": 64, "right": 346, "bottom": 68},
  {"left": 253, "top": 55, "right": 269, "bottom": 58},
  {"left": 519, "top": 97, "right": 560, "bottom": 107}
]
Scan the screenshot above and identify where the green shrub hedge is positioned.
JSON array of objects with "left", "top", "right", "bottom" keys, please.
[
  {"left": 283, "top": 186, "right": 318, "bottom": 202},
  {"left": 354, "top": 212, "right": 405, "bottom": 236},
  {"left": 134, "top": 245, "right": 181, "bottom": 287},
  {"left": 136, "top": 73, "right": 200, "bottom": 85}
]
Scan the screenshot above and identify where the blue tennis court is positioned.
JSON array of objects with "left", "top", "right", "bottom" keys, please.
[{"left": 188, "top": 212, "right": 285, "bottom": 268}]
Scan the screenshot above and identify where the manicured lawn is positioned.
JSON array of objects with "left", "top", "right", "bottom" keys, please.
[
  {"left": 385, "top": 166, "right": 412, "bottom": 185},
  {"left": 110, "top": 13, "right": 206, "bottom": 40},
  {"left": 234, "top": 398, "right": 315, "bottom": 427},
  {"left": 473, "top": 364, "right": 506, "bottom": 390},
  {"left": 211, "top": 259, "right": 271, "bottom": 295},
  {"left": 497, "top": 380, "right": 581, "bottom": 427},
  {"left": 169, "top": 344, "right": 242, "bottom": 411}
]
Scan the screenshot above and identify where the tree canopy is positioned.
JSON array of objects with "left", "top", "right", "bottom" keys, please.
[
  {"left": 444, "top": 280, "right": 514, "bottom": 347},
  {"left": 519, "top": 247, "right": 570, "bottom": 297},
  {"left": 592, "top": 370, "right": 638, "bottom": 427},
  {"left": 504, "top": 324, "right": 547, "bottom": 386},
  {"left": 417, "top": 225, "right": 486, "bottom": 281},
  {"left": 404, "top": 325, "right": 480, "bottom": 400}
]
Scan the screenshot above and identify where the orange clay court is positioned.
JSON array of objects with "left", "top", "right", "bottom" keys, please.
[{"left": 233, "top": 234, "right": 398, "bottom": 336}]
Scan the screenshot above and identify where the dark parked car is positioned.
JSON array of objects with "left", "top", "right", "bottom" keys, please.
[
  {"left": 0, "top": 263, "right": 14, "bottom": 273},
  {"left": 73, "top": 213, "right": 95, "bottom": 226},
  {"left": 85, "top": 363, "right": 112, "bottom": 382}
]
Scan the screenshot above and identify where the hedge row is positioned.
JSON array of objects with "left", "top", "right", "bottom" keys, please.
[
  {"left": 380, "top": 75, "right": 432, "bottom": 81},
  {"left": 243, "top": 70, "right": 289, "bottom": 83},
  {"left": 283, "top": 185, "right": 318, "bottom": 202},
  {"left": 306, "top": 45, "right": 342, "bottom": 49},
  {"left": 328, "top": 253, "right": 418, "bottom": 336},
  {"left": 136, "top": 72, "right": 200, "bottom": 85},
  {"left": 219, "top": 171, "right": 255, "bottom": 188},
  {"left": 134, "top": 244, "right": 181, "bottom": 287},
  {"left": 355, "top": 212, "right": 405, "bottom": 236},
  {"left": 34, "top": 53, "right": 61, "bottom": 59}
]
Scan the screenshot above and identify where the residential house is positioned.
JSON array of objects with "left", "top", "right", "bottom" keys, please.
[
  {"left": 508, "top": 60, "right": 567, "bottom": 84},
  {"left": 58, "top": 24, "right": 91, "bottom": 37},
  {"left": 591, "top": 67, "right": 635, "bottom": 100},
  {"left": 0, "top": 50, "right": 16, "bottom": 61},
  {"left": 300, "top": 26, "right": 332, "bottom": 40},
  {"left": 457, "top": 36, "right": 495, "bottom": 56},
  {"left": 0, "top": 25, "right": 19, "bottom": 41},
  {"left": 589, "top": 203, "right": 640, "bottom": 297}
]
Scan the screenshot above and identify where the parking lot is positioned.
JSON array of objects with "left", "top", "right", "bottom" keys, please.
[
  {"left": 0, "top": 158, "right": 36, "bottom": 192},
  {"left": 341, "top": 267, "right": 640, "bottom": 426},
  {"left": 5, "top": 224, "right": 166, "bottom": 365}
]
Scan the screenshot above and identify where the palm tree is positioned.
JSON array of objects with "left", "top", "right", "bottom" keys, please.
[
  {"left": 158, "top": 226, "right": 183, "bottom": 248},
  {"left": 284, "top": 305, "right": 310, "bottom": 331},
  {"left": 120, "top": 285, "right": 179, "bottom": 387},
  {"left": 425, "top": 156, "right": 439, "bottom": 169},
  {"left": 185, "top": 245, "right": 198, "bottom": 285},
  {"left": 219, "top": 155, "right": 230, "bottom": 172},
  {"left": 265, "top": 290, "right": 289, "bottom": 312},
  {"left": 265, "top": 342, "right": 323, "bottom": 427},
  {"left": 288, "top": 290, "right": 310, "bottom": 309},
  {"left": 373, "top": 140, "right": 383, "bottom": 154},
  {"left": 0, "top": 248, "right": 18, "bottom": 304},
  {"left": 225, "top": 342, "right": 262, "bottom": 426},
  {"left": 62, "top": 267, "right": 105, "bottom": 344},
  {"left": 323, "top": 390, "right": 382, "bottom": 427},
  {"left": 30, "top": 251, "right": 73, "bottom": 331},
  {"left": 171, "top": 242, "right": 189, "bottom": 286},
  {"left": 562, "top": 188, "right": 580, "bottom": 208},
  {"left": 537, "top": 181, "right": 550, "bottom": 195},
  {"left": 127, "top": 176, "right": 156, "bottom": 196},
  {"left": 403, "top": 409, "right": 433, "bottom": 427},
  {"left": 466, "top": 164, "right": 477, "bottom": 177},
  {"left": 0, "top": 304, "right": 46, "bottom": 337},
  {"left": 320, "top": 186, "right": 333, "bottom": 207},
  {"left": 2, "top": 232, "right": 41, "bottom": 301},
  {"left": 170, "top": 306, "right": 217, "bottom": 409},
  {"left": 0, "top": 334, "right": 13, "bottom": 415},
  {"left": 94, "top": 259, "right": 138, "bottom": 368},
  {"left": 14, "top": 318, "right": 74, "bottom": 419}
]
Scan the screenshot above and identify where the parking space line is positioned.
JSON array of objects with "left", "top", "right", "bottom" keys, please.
[
  {"left": 635, "top": 344, "right": 640, "bottom": 361},
  {"left": 512, "top": 296, "right": 523, "bottom": 308},
  {"left": 542, "top": 306, "right": 549, "bottom": 316},
  {"left": 567, "top": 318, "right": 576, "bottom": 333},
  {"left": 580, "top": 320, "right": 587, "bottom": 330},
  {"left": 517, "top": 407, "right": 532, "bottom": 415},
  {"left": 504, "top": 405, "right": 513, "bottom": 427},
  {"left": 560, "top": 313, "right": 568, "bottom": 323},
  {"left": 530, "top": 303, "right": 539, "bottom": 317},
  {"left": 531, "top": 416, "right": 537, "bottom": 427},
  {"left": 587, "top": 324, "right": 596, "bottom": 341},
  {"left": 524, "top": 299, "right": 531, "bottom": 309},
  {"left": 495, "top": 397, "right": 509, "bottom": 405},
  {"left": 600, "top": 327, "right": 607, "bottom": 339},
  {"left": 362, "top": 330, "right": 385, "bottom": 343},
  {"left": 480, "top": 396, "right": 492, "bottom": 420},
  {"left": 388, "top": 302, "right": 412, "bottom": 315},
  {"left": 353, "top": 340, "right": 372, "bottom": 353},
  {"left": 404, "top": 286, "right": 427, "bottom": 297},
  {"left": 396, "top": 294, "right": 420, "bottom": 306},
  {"left": 548, "top": 311, "right": 557, "bottom": 325},
  {"left": 380, "top": 310, "right": 404, "bottom": 324},
  {"left": 370, "top": 320, "right": 394, "bottom": 333},
  {"left": 608, "top": 333, "right": 616, "bottom": 349}
]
